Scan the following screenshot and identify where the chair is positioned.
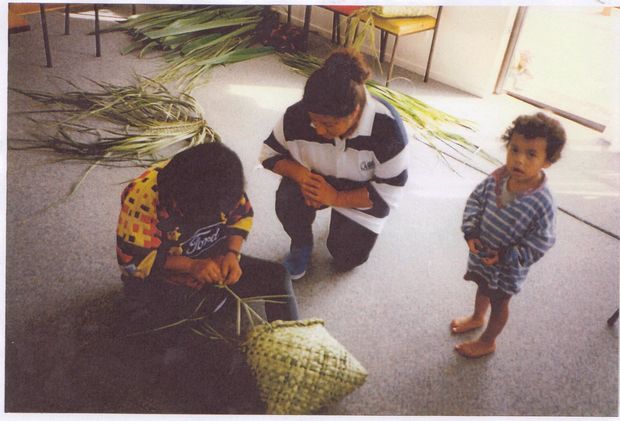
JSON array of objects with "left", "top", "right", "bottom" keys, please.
[
  {"left": 372, "top": 8, "right": 442, "bottom": 86},
  {"left": 8, "top": 3, "right": 102, "bottom": 67},
  {"left": 291, "top": 5, "right": 443, "bottom": 86}
]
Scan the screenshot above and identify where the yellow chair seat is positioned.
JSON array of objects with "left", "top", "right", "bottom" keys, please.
[
  {"left": 294, "top": 5, "right": 443, "bottom": 86},
  {"left": 371, "top": 15, "right": 437, "bottom": 36}
]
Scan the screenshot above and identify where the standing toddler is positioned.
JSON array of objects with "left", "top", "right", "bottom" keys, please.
[{"left": 451, "top": 112, "right": 566, "bottom": 358}]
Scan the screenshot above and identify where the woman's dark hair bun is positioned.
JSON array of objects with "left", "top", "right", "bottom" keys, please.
[
  {"left": 324, "top": 50, "right": 369, "bottom": 84},
  {"left": 301, "top": 48, "right": 370, "bottom": 116}
]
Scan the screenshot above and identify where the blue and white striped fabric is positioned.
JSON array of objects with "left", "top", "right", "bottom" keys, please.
[
  {"left": 461, "top": 166, "right": 556, "bottom": 295},
  {"left": 259, "top": 89, "right": 409, "bottom": 234}
]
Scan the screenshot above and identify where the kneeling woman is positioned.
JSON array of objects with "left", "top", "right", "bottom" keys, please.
[{"left": 260, "top": 48, "right": 409, "bottom": 279}]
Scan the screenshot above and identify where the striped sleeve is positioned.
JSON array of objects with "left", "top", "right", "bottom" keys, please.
[
  {"left": 367, "top": 107, "right": 409, "bottom": 214},
  {"left": 259, "top": 115, "right": 291, "bottom": 170},
  {"left": 226, "top": 193, "right": 254, "bottom": 239},
  {"left": 501, "top": 194, "right": 556, "bottom": 268},
  {"left": 369, "top": 143, "right": 409, "bottom": 214},
  {"left": 461, "top": 177, "right": 490, "bottom": 240}
]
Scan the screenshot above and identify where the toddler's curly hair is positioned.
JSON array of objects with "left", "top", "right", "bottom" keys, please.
[{"left": 501, "top": 112, "right": 566, "bottom": 163}]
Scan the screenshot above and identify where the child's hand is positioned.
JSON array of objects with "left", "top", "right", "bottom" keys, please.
[
  {"left": 220, "top": 252, "right": 243, "bottom": 285},
  {"left": 480, "top": 250, "right": 499, "bottom": 266},
  {"left": 189, "top": 258, "right": 224, "bottom": 285},
  {"left": 466, "top": 238, "right": 483, "bottom": 254},
  {"left": 467, "top": 238, "right": 499, "bottom": 265}
]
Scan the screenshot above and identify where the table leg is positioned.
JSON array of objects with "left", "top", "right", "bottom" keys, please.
[
  {"left": 302, "top": 5, "right": 312, "bottom": 52},
  {"left": 39, "top": 4, "right": 52, "bottom": 67}
]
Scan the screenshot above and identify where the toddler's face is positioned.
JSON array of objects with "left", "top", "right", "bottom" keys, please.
[{"left": 506, "top": 133, "right": 551, "bottom": 188}]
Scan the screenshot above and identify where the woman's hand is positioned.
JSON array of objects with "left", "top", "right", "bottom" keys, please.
[
  {"left": 189, "top": 258, "right": 224, "bottom": 286},
  {"left": 303, "top": 196, "right": 324, "bottom": 209},
  {"left": 301, "top": 173, "right": 339, "bottom": 206},
  {"left": 293, "top": 166, "right": 315, "bottom": 186},
  {"left": 220, "top": 252, "right": 243, "bottom": 285}
]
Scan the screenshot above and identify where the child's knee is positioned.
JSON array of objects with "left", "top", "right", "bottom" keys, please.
[{"left": 490, "top": 294, "right": 511, "bottom": 307}]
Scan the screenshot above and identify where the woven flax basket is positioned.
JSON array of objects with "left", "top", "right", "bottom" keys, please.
[{"left": 244, "top": 318, "right": 368, "bottom": 414}]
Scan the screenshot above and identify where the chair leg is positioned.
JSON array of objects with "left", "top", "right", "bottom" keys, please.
[
  {"left": 64, "top": 4, "right": 70, "bottom": 35},
  {"left": 95, "top": 4, "right": 101, "bottom": 57},
  {"left": 301, "top": 5, "right": 312, "bottom": 52},
  {"left": 335, "top": 14, "right": 341, "bottom": 44},
  {"left": 424, "top": 5, "right": 443, "bottom": 83},
  {"left": 386, "top": 35, "right": 399, "bottom": 87},
  {"left": 331, "top": 12, "right": 338, "bottom": 43},
  {"left": 39, "top": 4, "right": 52, "bottom": 67},
  {"left": 379, "top": 30, "right": 388, "bottom": 63}
]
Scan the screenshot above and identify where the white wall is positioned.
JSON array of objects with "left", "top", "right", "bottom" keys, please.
[
  {"left": 283, "top": 5, "right": 518, "bottom": 98},
  {"left": 430, "top": 6, "right": 517, "bottom": 97}
]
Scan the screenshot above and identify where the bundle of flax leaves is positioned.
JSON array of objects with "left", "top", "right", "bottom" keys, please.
[
  {"left": 107, "top": 6, "right": 276, "bottom": 91},
  {"left": 149, "top": 285, "right": 368, "bottom": 415},
  {"left": 9, "top": 78, "right": 219, "bottom": 213},
  {"left": 279, "top": 52, "right": 502, "bottom": 169},
  {"left": 10, "top": 77, "right": 218, "bottom": 165}
]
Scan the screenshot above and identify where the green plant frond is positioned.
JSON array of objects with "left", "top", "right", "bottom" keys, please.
[
  {"left": 13, "top": 79, "right": 219, "bottom": 170},
  {"left": 121, "top": 38, "right": 149, "bottom": 55},
  {"left": 144, "top": 16, "right": 262, "bottom": 39},
  {"left": 179, "top": 32, "right": 225, "bottom": 55},
  {"left": 112, "top": 6, "right": 275, "bottom": 90}
]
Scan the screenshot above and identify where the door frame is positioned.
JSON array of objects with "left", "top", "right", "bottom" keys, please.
[{"left": 494, "top": 6, "right": 606, "bottom": 132}]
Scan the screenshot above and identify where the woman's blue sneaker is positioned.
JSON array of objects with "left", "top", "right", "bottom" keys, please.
[{"left": 283, "top": 245, "right": 312, "bottom": 280}]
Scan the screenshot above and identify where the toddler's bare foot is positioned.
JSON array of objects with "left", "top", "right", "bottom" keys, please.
[
  {"left": 450, "top": 316, "right": 484, "bottom": 334},
  {"left": 454, "top": 339, "right": 496, "bottom": 358}
]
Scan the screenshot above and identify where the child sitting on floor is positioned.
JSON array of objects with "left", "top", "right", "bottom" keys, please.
[
  {"left": 451, "top": 112, "right": 566, "bottom": 358},
  {"left": 116, "top": 142, "right": 299, "bottom": 332}
]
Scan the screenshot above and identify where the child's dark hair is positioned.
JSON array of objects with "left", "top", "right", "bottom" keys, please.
[
  {"left": 157, "top": 142, "right": 244, "bottom": 219},
  {"left": 501, "top": 112, "right": 566, "bottom": 163},
  {"left": 302, "top": 48, "right": 370, "bottom": 117}
]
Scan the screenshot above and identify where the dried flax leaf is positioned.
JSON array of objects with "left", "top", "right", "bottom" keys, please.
[{"left": 9, "top": 79, "right": 220, "bottom": 216}]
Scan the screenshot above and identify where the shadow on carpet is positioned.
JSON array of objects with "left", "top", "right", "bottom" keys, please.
[{"left": 4, "top": 288, "right": 264, "bottom": 414}]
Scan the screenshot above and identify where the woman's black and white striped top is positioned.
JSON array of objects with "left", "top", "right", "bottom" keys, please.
[{"left": 260, "top": 89, "right": 409, "bottom": 234}]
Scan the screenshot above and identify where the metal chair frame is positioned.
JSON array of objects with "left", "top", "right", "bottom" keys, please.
[{"left": 287, "top": 5, "right": 443, "bottom": 86}]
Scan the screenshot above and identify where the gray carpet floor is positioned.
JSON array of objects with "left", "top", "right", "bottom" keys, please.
[{"left": 4, "top": 6, "right": 619, "bottom": 416}]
